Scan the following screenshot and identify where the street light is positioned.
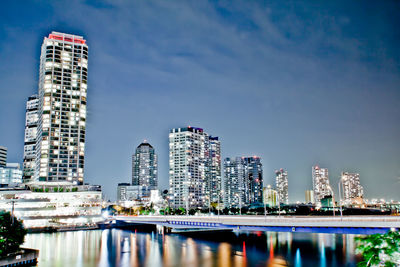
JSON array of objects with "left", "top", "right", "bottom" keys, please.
[
  {"left": 277, "top": 193, "right": 281, "bottom": 217},
  {"left": 327, "top": 185, "right": 336, "bottom": 217}
]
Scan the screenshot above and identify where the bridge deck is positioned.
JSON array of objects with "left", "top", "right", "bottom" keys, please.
[{"left": 112, "top": 215, "right": 400, "bottom": 234}]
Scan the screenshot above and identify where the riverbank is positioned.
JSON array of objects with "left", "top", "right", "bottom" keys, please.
[
  {"left": 27, "top": 224, "right": 99, "bottom": 233},
  {"left": 0, "top": 248, "right": 39, "bottom": 267}
]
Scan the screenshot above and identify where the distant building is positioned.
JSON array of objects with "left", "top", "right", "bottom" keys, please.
[
  {"left": 132, "top": 141, "right": 158, "bottom": 193},
  {"left": 23, "top": 95, "right": 39, "bottom": 182},
  {"left": 168, "top": 127, "right": 221, "bottom": 209},
  {"left": 223, "top": 156, "right": 263, "bottom": 207},
  {"left": 263, "top": 185, "right": 278, "bottom": 207},
  {"left": 305, "top": 190, "right": 314, "bottom": 204},
  {"left": 275, "top": 168, "right": 288, "bottom": 204},
  {"left": 0, "top": 146, "right": 7, "bottom": 167},
  {"left": 0, "top": 163, "right": 23, "bottom": 185},
  {"left": 117, "top": 183, "right": 152, "bottom": 203},
  {"left": 312, "top": 166, "right": 332, "bottom": 206},
  {"left": 341, "top": 172, "right": 364, "bottom": 205}
]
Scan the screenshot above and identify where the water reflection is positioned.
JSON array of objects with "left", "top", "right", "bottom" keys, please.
[{"left": 23, "top": 229, "right": 360, "bottom": 267}]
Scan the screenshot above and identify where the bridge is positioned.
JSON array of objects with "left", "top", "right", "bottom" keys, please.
[{"left": 108, "top": 215, "right": 400, "bottom": 235}]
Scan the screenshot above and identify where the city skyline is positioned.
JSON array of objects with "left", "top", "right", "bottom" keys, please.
[{"left": 0, "top": 1, "right": 399, "bottom": 201}]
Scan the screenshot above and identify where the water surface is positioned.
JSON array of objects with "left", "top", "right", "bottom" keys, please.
[{"left": 23, "top": 229, "right": 361, "bottom": 266}]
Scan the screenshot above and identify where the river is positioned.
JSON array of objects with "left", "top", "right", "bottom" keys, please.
[{"left": 23, "top": 229, "right": 361, "bottom": 266}]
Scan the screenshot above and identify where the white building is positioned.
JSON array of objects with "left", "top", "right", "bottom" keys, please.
[
  {"left": 35, "top": 32, "right": 89, "bottom": 184},
  {"left": 0, "top": 183, "right": 102, "bottom": 229},
  {"left": 169, "top": 127, "right": 221, "bottom": 209},
  {"left": 117, "top": 183, "right": 151, "bottom": 204},
  {"left": 0, "top": 163, "right": 23, "bottom": 185},
  {"left": 275, "top": 168, "right": 288, "bottom": 204},
  {"left": 208, "top": 137, "right": 221, "bottom": 203},
  {"left": 341, "top": 172, "right": 364, "bottom": 205},
  {"left": 312, "top": 166, "right": 332, "bottom": 205},
  {"left": 305, "top": 190, "right": 314, "bottom": 204},
  {"left": 23, "top": 95, "right": 39, "bottom": 182}
]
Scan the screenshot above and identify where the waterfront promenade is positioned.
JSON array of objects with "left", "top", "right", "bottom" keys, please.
[{"left": 112, "top": 215, "right": 400, "bottom": 234}]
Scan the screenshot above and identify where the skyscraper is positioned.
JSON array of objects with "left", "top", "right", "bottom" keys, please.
[
  {"left": 312, "top": 166, "right": 331, "bottom": 205},
  {"left": 208, "top": 136, "right": 221, "bottom": 203},
  {"left": 275, "top": 168, "right": 288, "bottom": 204},
  {"left": 169, "top": 127, "right": 221, "bottom": 209},
  {"left": 35, "top": 32, "right": 88, "bottom": 183},
  {"left": 341, "top": 172, "right": 364, "bottom": 205},
  {"left": 132, "top": 141, "right": 158, "bottom": 190},
  {"left": 223, "top": 156, "right": 263, "bottom": 207},
  {"left": 0, "top": 146, "right": 6, "bottom": 167},
  {"left": 305, "top": 190, "right": 314, "bottom": 204},
  {"left": 263, "top": 185, "right": 278, "bottom": 207},
  {"left": 243, "top": 157, "right": 263, "bottom": 204},
  {"left": 23, "top": 95, "right": 39, "bottom": 182},
  {"left": 223, "top": 157, "right": 245, "bottom": 208}
]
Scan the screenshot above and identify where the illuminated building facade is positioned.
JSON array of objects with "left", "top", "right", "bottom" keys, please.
[
  {"left": 208, "top": 137, "right": 221, "bottom": 203},
  {"left": 0, "top": 146, "right": 7, "bottom": 167},
  {"left": 341, "top": 172, "right": 364, "bottom": 205},
  {"left": 263, "top": 185, "right": 278, "bottom": 207},
  {"left": 132, "top": 142, "right": 158, "bottom": 191},
  {"left": 275, "top": 168, "right": 288, "bottom": 204},
  {"left": 169, "top": 127, "right": 221, "bottom": 209},
  {"left": 223, "top": 156, "right": 263, "bottom": 207},
  {"left": 0, "top": 183, "right": 102, "bottom": 229},
  {"left": 23, "top": 95, "right": 39, "bottom": 182},
  {"left": 312, "top": 166, "right": 331, "bottom": 205},
  {"left": 35, "top": 32, "right": 88, "bottom": 183},
  {"left": 223, "top": 157, "right": 245, "bottom": 208}
]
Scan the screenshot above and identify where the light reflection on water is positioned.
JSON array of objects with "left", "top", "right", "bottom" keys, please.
[{"left": 23, "top": 229, "right": 359, "bottom": 267}]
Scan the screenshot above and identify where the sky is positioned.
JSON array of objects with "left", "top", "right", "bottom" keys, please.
[{"left": 0, "top": 0, "right": 399, "bottom": 201}]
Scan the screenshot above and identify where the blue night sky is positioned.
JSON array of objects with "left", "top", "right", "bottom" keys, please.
[{"left": 0, "top": 1, "right": 399, "bottom": 201}]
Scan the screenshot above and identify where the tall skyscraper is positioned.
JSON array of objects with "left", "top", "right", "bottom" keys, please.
[
  {"left": 0, "top": 146, "right": 6, "bottom": 167},
  {"left": 223, "top": 157, "right": 245, "bottom": 208},
  {"left": 208, "top": 136, "right": 221, "bottom": 203},
  {"left": 35, "top": 32, "right": 88, "bottom": 183},
  {"left": 132, "top": 141, "right": 158, "bottom": 190},
  {"left": 312, "top": 166, "right": 331, "bottom": 205},
  {"left": 169, "top": 127, "right": 221, "bottom": 209},
  {"left": 341, "top": 172, "right": 364, "bottom": 205},
  {"left": 275, "top": 168, "right": 288, "bottom": 204},
  {"left": 23, "top": 95, "right": 39, "bottom": 182},
  {"left": 223, "top": 156, "right": 263, "bottom": 207},
  {"left": 243, "top": 157, "right": 263, "bottom": 204}
]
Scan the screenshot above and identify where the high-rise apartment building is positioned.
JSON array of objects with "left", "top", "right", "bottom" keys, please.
[
  {"left": 223, "top": 156, "right": 263, "bottom": 207},
  {"left": 0, "top": 163, "right": 23, "bottom": 185},
  {"left": 132, "top": 141, "right": 158, "bottom": 190},
  {"left": 243, "top": 157, "right": 263, "bottom": 204},
  {"left": 275, "top": 168, "right": 288, "bottom": 204},
  {"left": 208, "top": 137, "right": 221, "bottom": 203},
  {"left": 223, "top": 157, "right": 245, "bottom": 208},
  {"left": 168, "top": 127, "right": 221, "bottom": 209},
  {"left": 312, "top": 166, "right": 331, "bottom": 205},
  {"left": 23, "top": 95, "right": 39, "bottom": 182},
  {"left": 341, "top": 172, "right": 364, "bottom": 205},
  {"left": 35, "top": 32, "right": 88, "bottom": 183},
  {"left": 0, "top": 146, "right": 6, "bottom": 167}
]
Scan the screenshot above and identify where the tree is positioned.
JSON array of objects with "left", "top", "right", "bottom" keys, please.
[
  {"left": 0, "top": 211, "right": 27, "bottom": 256},
  {"left": 356, "top": 231, "right": 400, "bottom": 267}
]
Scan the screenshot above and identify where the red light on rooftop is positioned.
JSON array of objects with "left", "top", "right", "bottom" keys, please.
[{"left": 48, "top": 33, "right": 86, "bottom": 44}]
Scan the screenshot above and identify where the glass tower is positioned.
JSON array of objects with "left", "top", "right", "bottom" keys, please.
[
  {"left": 312, "top": 166, "right": 331, "bottom": 205},
  {"left": 35, "top": 32, "right": 88, "bottom": 183},
  {"left": 132, "top": 141, "right": 158, "bottom": 190}
]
